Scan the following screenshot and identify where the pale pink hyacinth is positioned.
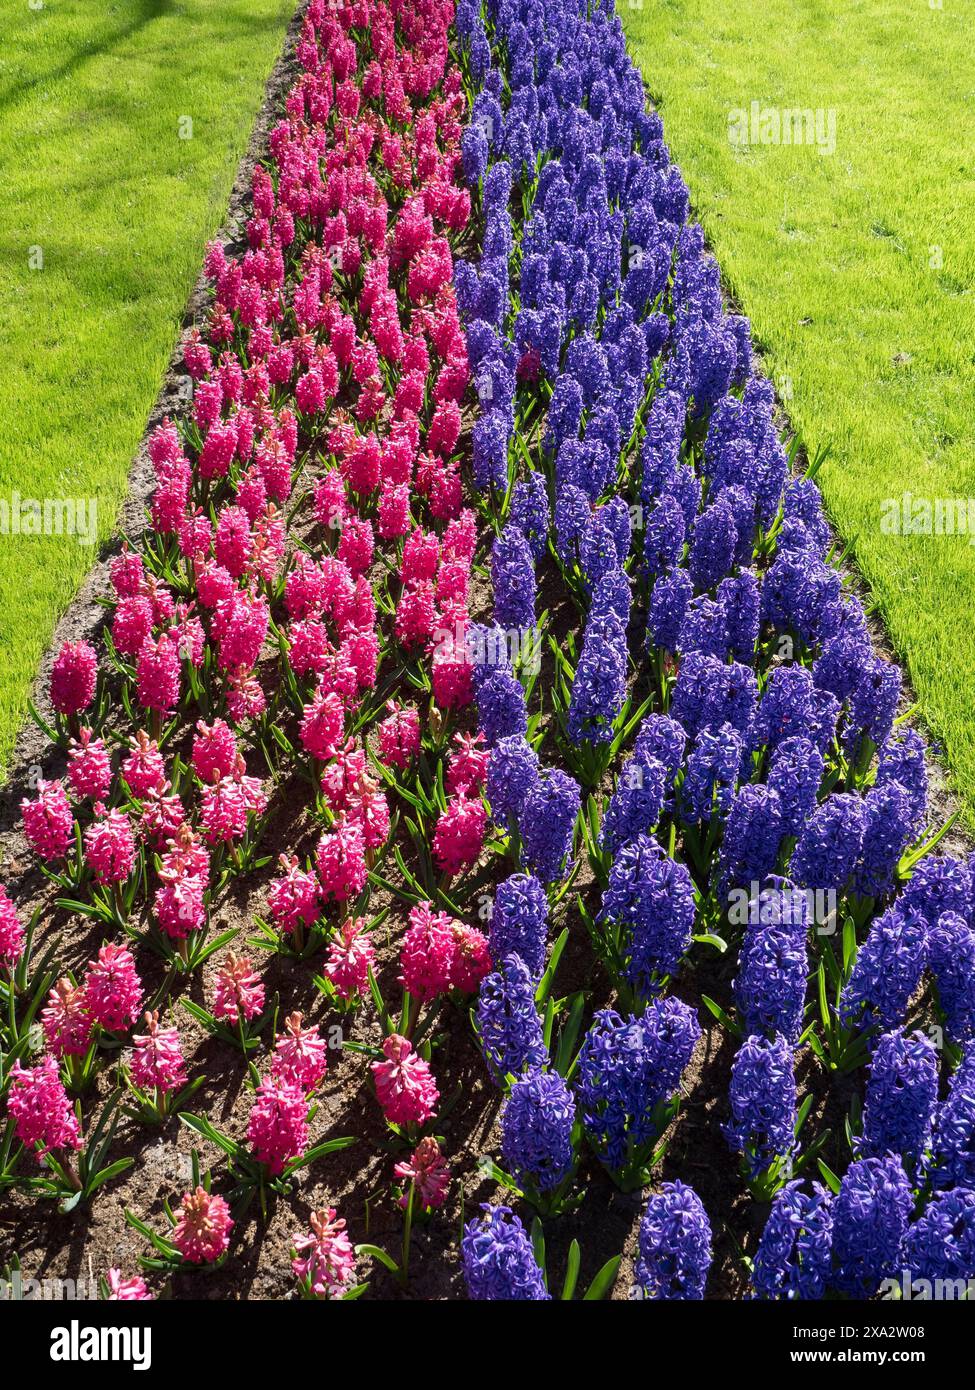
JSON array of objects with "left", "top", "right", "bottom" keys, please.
[
  {"left": 21, "top": 779, "right": 74, "bottom": 862},
  {"left": 84, "top": 943, "right": 142, "bottom": 1032},
  {"left": 272, "top": 1012, "right": 327, "bottom": 1093},
  {"left": 315, "top": 820, "right": 368, "bottom": 903},
  {"left": 0, "top": 887, "right": 25, "bottom": 971},
  {"left": 106, "top": 1269, "right": 152, "bottom": 1301},
  {"left": 83, "top": 806, "right": 136, "bottom": 885},
  {"left": 42, "top": 977, "right": 93, "bottom": 1058},
  {"left": 323, "top": 917, "right": 375, "bottom": 1000},
  {"left": 7, "top": 1055, "right": 82, "bottom": 1158},
  {"left": 213, "top": 953, "right": 264, "bottom": 1024},
  {"left": 395, "top": 1136, "right": 451, "bottom": 1211},
  {"left": 172, "top": 1186, "right": 233, "bottom": 1264},
  {"left": 247, "top": 1076, "right": 308, "bottom": 1174},
  {"left": 130, "top": 1011, "right": 187, "bottom": 1095},
  {"left": 292, "top": 1208, "right": 357, "bottom": 1300},
  {"left": 372, "top": 1034, "right": 439, "bottom": 1128},
  {"left": 267, "top": 854, "right": 320, "bottom": 936}
]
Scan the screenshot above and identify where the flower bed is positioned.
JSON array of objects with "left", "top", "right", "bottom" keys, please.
[{"left": 0, "top": 0, "right": 973, "bottom": 1302}]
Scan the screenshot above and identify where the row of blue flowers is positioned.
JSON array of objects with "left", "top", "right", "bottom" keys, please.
[{"left": 452, "top": 0, "right": 975, "bottom": 1301}]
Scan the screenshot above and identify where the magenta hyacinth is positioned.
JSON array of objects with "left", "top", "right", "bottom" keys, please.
[
  {"left": 7, "top": 1055, "right": 82, "bottom": 1159},
  {"left": 172, "top": 1187, "right": 233, "bottom": 1264},
  {"left": 84, "top": 943, "right": 143, "bottom": 1032},
  {"left": 395, "top": 1136, "right": 451, "bottom": 1210},
  {"left": 130, "top": 1011, "right": 187, "bottom": 1095},
  {"left": 50, "top": 640, "right": 97, "bottom": 718},
  {"left": 247, "top": 1075, "right": 309, "bottom": 1174},
  {"left": 272, "top": 1012, "right": 328, "bottom": 1093},
  {"left": 0, "top": 887, "right": 24, "bottom": 971},
  {"left": 83, "top": 806, "right": 136, "bottom": 885},
  {"left": 323, "top": 917, "right": 375, "bottom": 1000},
  {"left": 212, "top": 953, "right": 265, "bottom": 1024},
  {"left": 21, "top": 779, "right": 74, "bottom": 862},
  {"left": 292, "top": 1208, "right": 358, "bottom": 1300}
]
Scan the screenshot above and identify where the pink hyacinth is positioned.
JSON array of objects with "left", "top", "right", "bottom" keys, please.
[
  {"left": 121, "top": 731, "right": 166, "bottom": 797},
  {"left": 136, "top": 632, "right": 181, "bottom": 714},
  {"left": 300, "top": 686, "right": 345, "bottom": 761},
  {"left": 0, "top": 887, "right": 25, "bottom": 971},
  {"left": 83, "top": 806, "right": 136, "bottom": 885},
  {"left": 212, "top": 953, "right": 264, "bottom": 1024},
  {"left": 247, "top": 1076, "right": 308, "bottom": 1174},
  {"left": 446, "top": 731, "right": 489, "bottom": 796},
  {"left": 172, "top": 1186, "right": 233, "bottom": 1264},
  {"left": 400, "top": 901, "right": 456, "bottom": 1002},
  {"left": 50, "top": 640, "right": 97, "bottom": 718},
  {"left": 109, "top": 547, "right": 145, "bottom": 599},
  {"left": 268, "top": 854, "right": 320, "bottom": 935},
  {"left": 106, "top": 1269, "right": 152, "bottom": 1301},
  {"left": 394, "top": 1136, "right": 450, "bottom": 1211},
  {"left": 315, "top": 820, "right": 367, "bottom": 903},
  {"left": 67, "top": 730, "right": 113, "bottom": 801},
  {"left": 199, "top": 775, "right": 256, "bottom": 845},
  {"left": 450, "top": 921, "right": 492, "bottom": 994},
  {"left": 84, "top": 943, "right": 142, "bottom": 1032},
  {"left": 153, "top": 870, "right": 205, "bottom": 940},
  {"left": 21, "top": 779, "right": 74, "bottom": 862},
  {"left": 431, "top": 794, "right": 486, "bottom": 877},
  {"left": 191, "top": 719, "right": 238, "bottom": 784},
  {"left": 323, "top": 917, "right": 375, "bottom": 1000},
  {"left": 42, "top": 977, "right": 93, "bottom": 1058},
  {"left": 372, "top": 1034, "right": 439, "bottom": 1128},
  {"left": 376, "top": 701, "right": 420, "bottom": 769},
  {"left": 271, "top": 1012, "right": 327, "bottom": 1093},
  {"left": 130, "top": 1011, "right": 187, "bottom": 1095},
  {"left": 7, "top": 1055, "right": 82, "bottom": 1158},
  {"left": 292, "top": 1208, "right": 357, "bottom": 1300}
]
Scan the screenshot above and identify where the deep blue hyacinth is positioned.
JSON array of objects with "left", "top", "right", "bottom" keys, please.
[
  {"left": 509, "top": 470, "right": 550, "bottom": 562},
  {"left": 926, "top": 1049, "right": 975, "bottom": 1191},
  {"left": 790, "top": 792, "right": 867, "bottom": 893},
  {"left": 750, "top": 1181, "right": 834, "bottom": 1300},
  {"left": 840, "top": 905, "right": 928, "bottom": 1033},
  {"left": 475, "top": 669, "right": 528, "bottom": 747},
  {"left": 670, "top": 653, "right": 758, "bottom": 743},
  {"left": 567, "top": 623, "right": 628, "bottom": 744},
  {"left": 734, "top": 920, "right": 807, "bottom": 1045},
  {"left": 634, "top": 714, "right": 688, "bottom": 785},
  {"left": 500, "top": 1069, "right": 576, "bottom": 1193},
  {"left": 875, "top": 727, "right": 928, "bottom": 829},
  {"left": 600, "top": 754, "right": 668, "bottom": 854},
  {"left": 486, "top": 734, "right": 540, "bottom": 825},
  {"left": 902, "top": 1188, "right": 975, "bottom": 1287},
  {"left": 901, "top": 854, "right": 972, "bottom": 929},
  {"left": 723, "top": 1033, "right": 797, "bottom": 1179},
  {"left": 475, "top": 953, "right": 549, "bottom": 1085},
  {"left": 648, "top": 568, "right": 692, "bottom": 651},
  {"left": 858, "top": 1029, "right": 938, "bottom": 1169},
  {"left": 462, "top": 1205, "right": 550, "bottom": 1301},
  {"left": 680, "top": 724, "right": 742, "bottom": 823},
  {"left": 520, "top": 768, "right": 580, "bottom": 883},
  {"left": 576, "top": 999, "right": 701, "bottom": 1174},
  {"left": 634, "top": 1182, "right": 712, "bottom": 1301},
  {"left": 491, "top": 524, "right": 537, "bottom": 631},
  {"left": 719, "top": 785, "right": 784, "bottom": 894},
  {"left": 828, "top": 1156, "right": 913, "bottom": 1297},
  {"left": 767, "top": 736, "right": 824, "bottom": 839},
  {"left": 855, "top": 781, "right": 916, "bottom": 897},
  {"left": 490, "top": 872, "right": 549, "bottom": 982},
  {"left": 927, "top": 910, "right": 975, "bottom": 1042},
  {"left": 598, "top": 835, "right": 696, "bottom": 993}
]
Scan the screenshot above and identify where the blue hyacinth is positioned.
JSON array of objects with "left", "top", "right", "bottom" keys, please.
[
  {"left": 634, "top": 1182, "right": 712, "bottom": 1301},
  {"left": 500, "top": 1069, "right": 576, "bottom": 1193},
  {"left": 462, "top": 1205, "right": 550, "bottom": 1301}
]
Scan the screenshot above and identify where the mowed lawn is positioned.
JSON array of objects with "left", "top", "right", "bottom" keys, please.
[
  {"left": 0, "top": 0, "right": 295, "bottom": 773},
  {"left": 622, "top": 0, "right": 975, "bottom": 818}
]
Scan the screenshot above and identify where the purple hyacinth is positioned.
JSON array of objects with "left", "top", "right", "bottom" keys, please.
[
  {"left": 719, "top": 785, "right": 784, "bottom": 894},
  {"left": 723, "top": 1033, "right": 797, "bottom": 1179},
  {"left": 927, "top": 910, "right": 975, "bottom": 1042},
  {"left": 854, "top": 781, "right": 915, "bottom": 898},
  {"left": 647, "top": 569, "right": 693, "bottom": 651},
  {"left": 634, "top": 1182, "right": 712, "bottom": 1301},
  {"left": 926, "top": 1049, "right": 975, "bottom": 1191},
  {"left": 509, "top": 471, "right": 550, "bottom": 562},
  {"left": 767, "top": 736, "right": 824, "bottom": 839},
  {"left": 475, "top": 669, "right": 528, "bottom": 747},
  {"left": 600, "top": 755, "right": 668, "bottom": 854},
  {"left": 688, "top": 494, "right": 738, "bottom": 592},
  {"left": 567, "top": 624, "right": 628, "bottom": 745},
  {"left": 875, "top": 727, "right": 928, "bottom": 828},
  {"left": 491, "top": 524, "right": 537, "bottom": 631},
  {"left": 680, "top": 724, "right": 742, "bottom": 824},
  {"left": 828, "top": 1156, "right": 913, "bottom": 1297},
  {"left": 901, "top": 855, "right": 972, "bottom": 928},
  {"left": 489, "top": 873, "right": 549, "bottom": 982},
  {"left": 790, "top": 792, "right": 867, "bottom": 893},
  {"left": 839, "top": 905, "right": 928, "bottom": 1033},
  {"left": 598, "top": 836, "right": 696, "bottom": 994},
  {"left": 475, "top": 953, "right": 548, "bottom": 1085},
  {"left": 500, "top": 1069, "right": 576, "bottom": 1193},
  {"left": 750, "top": 1181, "right": 834, "bottom": 1300},
  {"left": 734, "top": 920, "right": 807, "bottom": 1045},
  {"left": 462, "top": 1205, "right": 550, "bottom": 1301},
  {"left": 520, "top": 768, "right": 580, "bottom": 883},
  {"left": 486, "top": 734, "right": 540, "bottom": 824},
  {"left": 576, "top": 999, "right": 701, "bottom": 1175},
  {"left": 902, "top": 1188, "right": 975, "bottom": 1287},
  {"left": 858, "top": 1029, "right": 938, "bottom": 1169}
]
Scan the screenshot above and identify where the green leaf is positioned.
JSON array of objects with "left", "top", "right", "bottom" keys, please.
[
  {"left": 560, "top": 1239, "right": 581, "bottom": 1301},
  {"left": 583, "top": 1255, "right": 621, "bottom": 1300}
]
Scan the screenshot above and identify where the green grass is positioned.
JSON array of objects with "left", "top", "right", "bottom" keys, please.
[
  {"left": 621, "top": 0, "right": 975, "bottom": 819},
  {"left": 0, "top": 0, "right": 295, "bottom": 772}
]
